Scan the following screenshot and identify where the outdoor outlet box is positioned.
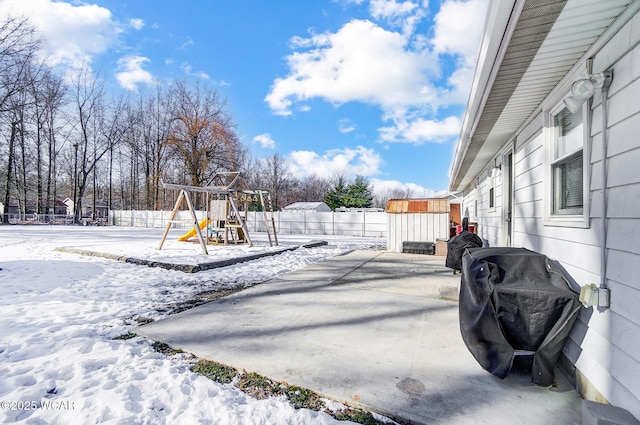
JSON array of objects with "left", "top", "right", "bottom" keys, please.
[
  {"left": 598, "top": 287, "right": 610, "bottom": 308},
  {"left": 580, "top": 284, "right": 599, "bottom": 307}
]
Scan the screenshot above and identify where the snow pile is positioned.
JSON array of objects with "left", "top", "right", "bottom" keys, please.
[{"left": 0, "top": 226, "right": 384, "bottom": 424}]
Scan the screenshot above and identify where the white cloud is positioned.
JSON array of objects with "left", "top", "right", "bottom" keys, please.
[
  {"left": 432, "top": 0, "right": 488, "bottom": 57},
  {"left": 268, "top": 0, "right": 488, "bottom": 145},
  {"left": 1, "top": 0, "right": 121, "bottom": 69},
  {"left": 338, "top": 118, "right": 357, "bottom": 134},
  {"left": 180, "top": 37, "right": 194, "bottom": 50},
  {"left": 115, "top": 56, "right": 155, "bottom": 92},
  {"left": 252, "top": 134, "right": 276, "bottom": 150},
  {"left": 130, "top": 18, "right": 144, "bottom": 30},
  {"left": 444, "top": 63, "right": 477, "bottom": 104},
  {"left": 265, "top": 19, "right": 438, "bottom": 117},
  {"left": 288, "top": 146, "right": 384, "bottom": 179},
  {"left": 379, "top": 115, "right": 461, "bottom": 144},
  {"left": 432, "top": 0, "right": 490, "bottom": 104},
  {"left": 369, "top": 0, "right": 426, "bottom": 34},
  {"left": 369, "top": 0, "right": 418, "bottom": 20},
  {"left": 181, "top": 63, "right": 210, "bottom": 80}
]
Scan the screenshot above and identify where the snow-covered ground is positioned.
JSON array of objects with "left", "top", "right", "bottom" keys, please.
[{"left": 0, "top": 225, "right": 385, "bottom": 424}]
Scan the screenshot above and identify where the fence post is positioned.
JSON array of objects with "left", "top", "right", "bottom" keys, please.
[
  {"left": 362, "top": 211, "right": 366, "bottom": 237},
  {"left": 332, "top": 212, "right": 335, "bottom": 236}
]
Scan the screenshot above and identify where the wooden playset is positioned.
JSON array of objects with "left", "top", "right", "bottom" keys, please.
[{"left": 157, "top": 172, "right": 278, "bottom": 255}]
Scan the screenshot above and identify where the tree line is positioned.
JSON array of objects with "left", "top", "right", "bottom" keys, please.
[{"left": 0, "top": 17, "right": 416, "bottom": 224}]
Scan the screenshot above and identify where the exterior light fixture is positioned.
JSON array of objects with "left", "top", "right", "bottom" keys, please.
[
  {"left": 571, "top": 77, "right": 598, "bottom": 99},
  {"left": 490, "top": 159, "right": 501, "bottom": 178},
  {"left": 563, "top": 71, "right": 614, "bottom": 113},
  {"left": 571, "top": 71, "right": 613, "bottom": 100}
]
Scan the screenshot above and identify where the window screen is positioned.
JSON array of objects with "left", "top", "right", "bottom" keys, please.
[
  {"left": 551, "top": 106, "right": 584, "bottom": 215},
  {"left": 553, "top": 152, "right": 583, "bottom": 214}
]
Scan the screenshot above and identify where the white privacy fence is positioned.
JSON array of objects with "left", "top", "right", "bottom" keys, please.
[{"left": 109, "top": 210, "right": 387, "bottom": 238}]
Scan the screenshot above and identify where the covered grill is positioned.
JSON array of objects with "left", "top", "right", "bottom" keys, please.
[{"left": 459, "top": 247, "right": 582, "bottom": 386}]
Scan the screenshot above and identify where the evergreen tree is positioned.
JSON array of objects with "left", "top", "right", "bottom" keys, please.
[
  {"left": 324, "top": 175, "right": 348, "bottom": 210},
  {"left": 344, "top": 175, "right": 373, "bottom": 208},
  {"left": 324, "top": 175, "right": 373, "bottom": 210}
]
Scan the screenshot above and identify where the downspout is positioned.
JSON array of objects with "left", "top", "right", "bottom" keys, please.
[{"left": 598, "top": 71, "right": 614, "bottom": 309}]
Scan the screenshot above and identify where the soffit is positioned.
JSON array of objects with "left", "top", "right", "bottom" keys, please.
[{"left": 451, "top": 0, "right": 631, "bottom": 191}]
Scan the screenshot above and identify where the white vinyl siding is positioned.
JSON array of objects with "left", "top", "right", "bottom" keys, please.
[{"left": 461, "top": 169, "right": 503, "bottom": 247}]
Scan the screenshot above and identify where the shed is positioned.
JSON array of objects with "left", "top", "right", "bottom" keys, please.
[
  {"left": 386, "top": 198, "right": 450, "bottom": 253},
  {"left": 282, "top": 202, "right": 331, "bottom": 212}
]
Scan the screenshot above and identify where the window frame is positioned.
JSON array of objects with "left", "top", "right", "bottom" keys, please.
[
  {"left": 488, "top": 174, "right": 496, "bottom": 212},
  {"left": 543, "top": 98, "right": 591, "bottom": 228}
]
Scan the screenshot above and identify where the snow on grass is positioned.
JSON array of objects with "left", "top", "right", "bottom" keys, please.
[{"left": 0, "top": 225, "right": 384, "bottom": 424}]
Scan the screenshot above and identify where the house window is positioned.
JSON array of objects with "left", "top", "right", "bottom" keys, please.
[
  {"left": 488, "top": 176, "right": 496, "bottom": 211},
  {"left": 551, "top": 106, "right": 584, "bottom": 215}
]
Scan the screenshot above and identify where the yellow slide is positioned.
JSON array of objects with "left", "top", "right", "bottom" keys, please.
[{"left": 178, "top": 218, "right": 209, "bottom": 242}]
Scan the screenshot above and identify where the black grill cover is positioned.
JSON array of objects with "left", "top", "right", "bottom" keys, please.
[
  {"left": 445, "top": 231, "right": 483, "bottom": 270},
  {"left": 459, "top": 247, "right": 581, "bottom": 386}
]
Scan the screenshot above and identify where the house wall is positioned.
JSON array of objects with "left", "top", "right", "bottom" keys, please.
[
  {"left": 460, "top": 169, "right": 504, "bottom": 247},
  {"left": 461, "top": 10, "right": 640, "bottom": 419}
]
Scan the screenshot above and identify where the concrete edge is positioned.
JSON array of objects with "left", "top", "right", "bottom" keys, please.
[{"left": 54, "top": 240, "right": 329, "bottom": 273}]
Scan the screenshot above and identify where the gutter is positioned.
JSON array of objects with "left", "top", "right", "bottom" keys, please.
[{"left": 449, "top": 0, "right": 524, "bottom": 191}]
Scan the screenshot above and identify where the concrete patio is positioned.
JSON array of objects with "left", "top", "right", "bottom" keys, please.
[{"left": 137, "top": 250, "right": 583, "bottom": 424}]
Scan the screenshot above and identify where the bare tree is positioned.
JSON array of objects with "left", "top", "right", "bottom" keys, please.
[
  {"left": 68, "top": 66, "right": 102, "bottom": 222},
  {"left": 0, "top": 17, "right": 41, "bottom": 114},
  {"left": 28, "top": 69, "right": 65, "bottom": 216},
  {"left": 166, "top": 80, "right": 241, "bottom": 187},
  {"left": 41, "top": 72, "right": 66, "bottom": 217},
  {"left": 139, "top": 87, "right": 174, "bottom": 209},
  {"left": 259, "top": 153, "right": 292, "bottom": 210},
  {"left": 2, "top": 120, "right": 19, "bottom": 223},
  {"left": 296, "top": 175, "right": 330, "bottom": 203},
  {"left": 0, "top": 16, "right": 41, "bottom": 223},
  {"left": 4, "top": 62, "right": 44, "bottom": 220},
  {"left": 373, "top": 186, "right": 415, "bottom": 209},
  {"left": 68, "top": 67, "right": 129, "bottom": 223},
  {"left": 1, "top": 18, "right": 258, "bottom": 219},
  {"left": 239, "top": 153, "right": 263, "bottom": 190},
  {"left": 93, "top": 93, "right": 130, "bottom": 217}
]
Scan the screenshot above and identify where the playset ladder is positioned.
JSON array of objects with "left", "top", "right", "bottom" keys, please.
[
  {"left": 258, "top": 190, "right": 278, "bottom": 247},
  {"left": 227, "top": 195, "right": 253, "bottom": 247}
]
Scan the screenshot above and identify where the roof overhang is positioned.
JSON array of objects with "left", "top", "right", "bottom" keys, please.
[{"left": 449, "top": 0, "right": 636, "bottom": 192}]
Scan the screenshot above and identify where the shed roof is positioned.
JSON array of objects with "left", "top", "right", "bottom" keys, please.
[
  {"left": 282, "top": 202, "right": 330, "bottom": 211},
  {"left": 385, "top": 198, "right": 450, "bottom": 214}
]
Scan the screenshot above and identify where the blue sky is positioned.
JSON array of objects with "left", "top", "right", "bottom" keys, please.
[{"left": 2, "top": 0, "right": 489, "bottom": 195}]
